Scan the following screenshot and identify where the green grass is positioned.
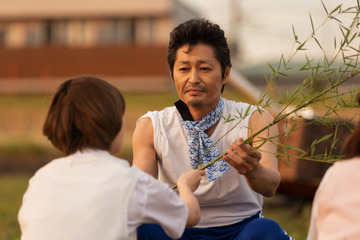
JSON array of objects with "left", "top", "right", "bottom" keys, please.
[
  {"left": 0, "top": 174, "right": 31, "bottom": 240},
  {"left": 263, "top": 195, "right": 311, "bottom": 240}
]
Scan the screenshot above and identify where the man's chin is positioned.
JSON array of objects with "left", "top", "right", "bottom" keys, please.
[{"left": 186, "top": 99, "right": 204, "bottom": 107}]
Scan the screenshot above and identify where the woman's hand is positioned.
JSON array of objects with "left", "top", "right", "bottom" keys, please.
[{"left": 177, "top": 169, "right": 206, "bottom": 192}]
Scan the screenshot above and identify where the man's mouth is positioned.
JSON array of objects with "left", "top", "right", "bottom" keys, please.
[
  {"left": 186, "top": 88, "right": 202, "bottom": 93},
  {"left": 185, "top": 86, "right": 205, "bottom": 94}
]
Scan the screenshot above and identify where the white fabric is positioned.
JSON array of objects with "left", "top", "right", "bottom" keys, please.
[
  {"left": 18, "top": 150, "right": 188, "bottom": 240},
  {"left": 140, "top": 98, "right": 263, "bottom": 228},
  {"left": 307, "top": 157, "right": 360, "bottom": 240},
  {"left": 128, "top": 172, "right": 189, "bottom": 238}
]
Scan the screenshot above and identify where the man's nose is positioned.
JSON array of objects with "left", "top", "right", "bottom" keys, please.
[{"left": 188, "top": 69, "right": 200, "bottom": 84}]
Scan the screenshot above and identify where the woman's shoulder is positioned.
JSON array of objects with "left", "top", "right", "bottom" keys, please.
[
  {"left": 323, "top": 157, "right": 360, "bottom": 187},
  {"left": 333, "top": 157, "right": 360, "bottom": 172}
]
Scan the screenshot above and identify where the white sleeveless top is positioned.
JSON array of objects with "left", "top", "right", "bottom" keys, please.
[{"left": 141, "top": 98, "right": 263, "bottom": 227}]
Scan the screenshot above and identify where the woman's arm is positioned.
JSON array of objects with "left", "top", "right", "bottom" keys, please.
[{"left": 177, "top": 169, "right": 205, "bottom": 227}]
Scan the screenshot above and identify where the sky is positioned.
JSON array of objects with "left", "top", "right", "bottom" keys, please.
[{"left": 179, "top": 0, "right": 357, "bottom": 67}]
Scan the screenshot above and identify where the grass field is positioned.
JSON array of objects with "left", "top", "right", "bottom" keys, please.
[
  {"left": 0, "top": 174, "right": 31, "bottom": 240},
  {"left": 0, "top": 90, "right": 311, "bottom": 239}
]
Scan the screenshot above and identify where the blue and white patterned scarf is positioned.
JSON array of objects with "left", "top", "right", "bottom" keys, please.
[{"left": 180, "top": 98, "right": 230, "bottom": 181}]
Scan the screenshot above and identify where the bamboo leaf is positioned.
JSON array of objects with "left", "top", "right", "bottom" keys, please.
[
  {"left": 316, "top": 133, "right": 334, "bottom": 143},
  {"left": 310, "top": 13, "right": 315, "bottom": 36},
  {"left": 284, "top": 144, "right": 307, "bottom": 154},
  {"left": 321, "top": 0, "right": 329, "bottom": 15},
  {"left": 330, "top": 4, "right": 343, "bottom": 15},
  {"left": 268, "top": 62, "right": 276, "bottom": 73},
  {"left": 297, "top": 41, "right": 307, "bottom": 50},
  {"left": 314, "top": 37, "right": 324, "bottom": 51},
  {"left": 292, "top": 25, "right": 298, "bottom": 41}
]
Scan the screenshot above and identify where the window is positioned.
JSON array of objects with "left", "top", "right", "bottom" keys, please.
[{"left": 97, "top": 19, "right": 133, "bottom": 45}]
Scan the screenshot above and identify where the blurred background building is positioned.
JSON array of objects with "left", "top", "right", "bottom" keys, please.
[
  {"left": 0, "top": 0, "right": 201, "bottom": 93},
  {"left": 1, "top": 0, "right": 358, "bottom": 95}
]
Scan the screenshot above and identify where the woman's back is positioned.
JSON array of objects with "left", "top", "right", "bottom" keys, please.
[
  {"left": 18, "top": 150, "right": 140, "bottom": 240},
  {"left": 307, "top": 157, "right": 360, "bottom": 240}
]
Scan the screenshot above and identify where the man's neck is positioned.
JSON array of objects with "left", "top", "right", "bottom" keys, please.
[
  {"left": 174, "top": 99, "right": 220, "bottom": 121},
  {"left": 187, "top": 106, "right": 211, "bottom": 121},
  {"left": 175, "top": 100, "right": 213, "bottom": 121},
  {"left": 174, "top": 99, "right": 221, "bottom": 137},
  {"left": 204, "top": 121, "right": 219, "bottom": 137}
]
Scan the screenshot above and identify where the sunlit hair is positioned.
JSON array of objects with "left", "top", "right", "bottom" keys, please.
[
  {"left": 342, "top": 92, "right": 360, "bottom": 158},
  {"left": 167, "top": 18, "right": 232, "bottom": 86},
  {"left": 43, "top": 76, "right": 125, "bottom": 155}
]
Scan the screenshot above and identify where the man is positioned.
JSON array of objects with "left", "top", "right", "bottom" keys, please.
[{"left": 133, "top": 18, "right": 293, "bottom": 240}]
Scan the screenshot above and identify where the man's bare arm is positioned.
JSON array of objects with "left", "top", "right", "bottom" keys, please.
[
  {"left": 223, "top": 109, "right": 281, "bottom": 197},
  {"left": 132, "top": 117, "right": 158, "bottom": 178},
  {"left": 133, "top": 118, "right": 207, "bottom": 227}
]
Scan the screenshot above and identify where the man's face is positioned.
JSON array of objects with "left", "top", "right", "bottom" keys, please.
[{"left": 173, "top": 43, "right": 229, "bottom": 111}]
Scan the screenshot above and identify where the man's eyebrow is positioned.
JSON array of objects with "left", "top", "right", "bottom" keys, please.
[
  {"left": 175, "top": 60, "right": 190, "bottom": 64},
  {"left": 175, "top": 59, "right": 215, "bottom": 64}
]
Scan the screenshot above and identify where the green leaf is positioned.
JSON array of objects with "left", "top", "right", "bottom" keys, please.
[
  {"left": 297, "top": 41, "right": 307, "bottom": 50},
  {"left": 310, "top": 13, "right": 315, "bottom": 36},
  {"left": 321, "top": 0, "right": 329, "bottom": 15},
  {"left": 314, "top": 37, "right": 324, "bottom": 51},
  {"left": 292, "top": 25, "right": 298, "bottom": 41},
  {"left": 268, "top": 62, "right": 276, "bottom": 73},
  {"left": 330, "top": 4, "right": 343, "bottom": 15},
  {"left": 284, "top": 144, "right": 306, "bottom": 154}
]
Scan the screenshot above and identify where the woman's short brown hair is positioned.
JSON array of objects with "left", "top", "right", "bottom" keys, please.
[
  {"left": 43, "top": 76, "right": 125, "bottom": 155},
  {"left": 343, "top": 92, "right": 360, "bottom": 158}
]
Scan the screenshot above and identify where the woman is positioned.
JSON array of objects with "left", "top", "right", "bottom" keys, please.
[
  {"left": 18, "top": 76, "right": 205, "bottom": 240},
  {"left": 307, "top": 92, "right": 360, "bottom": 240}
]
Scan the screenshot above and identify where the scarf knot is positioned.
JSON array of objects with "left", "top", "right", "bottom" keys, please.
[{"left": 180, "top": 98, "right": 230, "bottom": 181}]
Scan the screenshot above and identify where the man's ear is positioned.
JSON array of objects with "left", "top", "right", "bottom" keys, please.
[
  {"left": 223, "top": 65, "right": 231, "bottom": 84},
  {"left": 169, "top": 69, "right": 174, "bottom": 81}
]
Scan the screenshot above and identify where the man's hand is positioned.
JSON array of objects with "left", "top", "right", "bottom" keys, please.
[
  {"left": 223, "top": 138, "right": 262, "bottom": 175},
  {"left": 222, "top": 137, "right": 280, "bottom": 197}
]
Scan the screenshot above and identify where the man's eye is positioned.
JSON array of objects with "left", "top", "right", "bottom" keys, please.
[
  {"left": 201, "top": 67, "right": 211, "bottom": 71},
  {"left": 179, "top": 68, "right": 189, "bottom": 72}
]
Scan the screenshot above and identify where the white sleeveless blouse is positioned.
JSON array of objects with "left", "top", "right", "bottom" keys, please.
[{"left": 140, "top": 98, "right": 263, "bottom": 227}]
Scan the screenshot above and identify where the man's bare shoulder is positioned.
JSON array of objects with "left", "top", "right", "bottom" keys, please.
[
  {"left": 249, "top": 108, "right": 274, "bottom": 126},
  {"left": 134, "top": 117, "right": 153, "bottom": 139}
]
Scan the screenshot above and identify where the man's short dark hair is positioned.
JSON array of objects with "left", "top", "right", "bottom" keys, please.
[
  {"left": 43, "top": 76, "right": 125, "bottom": 155},
  {"left": 167, "top": 18, "right": 232, "bottom": 79}
]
